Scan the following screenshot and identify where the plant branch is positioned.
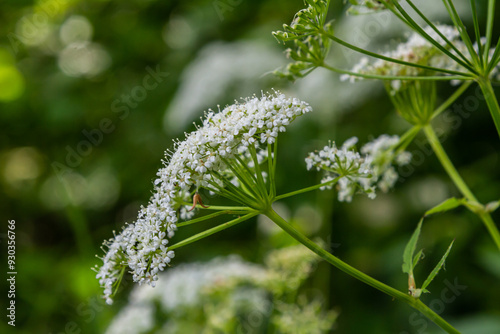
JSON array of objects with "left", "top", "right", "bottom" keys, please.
[
  {"left": 264, "top": 207, "right": 460, "bottom": 334},
  {"left": 477, "top": 78, "right": 500, "bottom": 140},
  {"left": 423, "top": 125, "right": 500, "bottom": 250},
  {"left": 168, "top": 212, "right": 259, "bottom": 250}
]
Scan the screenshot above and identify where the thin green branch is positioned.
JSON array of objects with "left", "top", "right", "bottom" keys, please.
[
  {"left": 486, "top": 36, "right": 500, "bottom": 73},
  {"left": 392, "top": 1, "right": 477, "bottom": 73},
  {"left": 267, "top": 143, "right": 276, "bottom": 198},
  {"left": 406, "top": 0, "right": 475, "bottom": 66},
  {"left": 441, "top": 0, "right": 481, "bottom": 68},
  {"left": 168, "top": 212, "right": 259, "bottom": 251},
  {"left": 477, "top": 79, "right": 500, "bottom": 140},
  {"left": 396, "top": 125, "right": 422, "bottom": 152},
  {"left": 264, "top": 208, "right": 460, "bottom": 334},
  {"left": 321, "top": 29, "right": 470, "bottom": 77},
  {"left": 470, "top": 0, "right": 484, "bottom": 66},
  {"left": 248, "top": 144, "right": 269, "bottom": 199},
  {"left": 431, "top": 81, "right": 473, "bottom": 120},
  {"left": 188, "top": 204, "right": 253, "bottom": 211},
  {"left": 220, "top": 155, "right": 265, "bottom": 201},
  {"left": 424, "top": 124, "right": 500, "bottom": 250},
  {"left": 321, "top": 63, "right": 471, "bottom": 81},
  {"left": 275, "top": 176, "right": 341, "bottom": 201},
  {"left": 177, "top": 210, "right": 248, "bottom": 227},
  {"left": 205, "top": 173, "right": 258, "bottom": 207},
  {"left": 484, "top": 0, "right": 496, "bottom": 63}
]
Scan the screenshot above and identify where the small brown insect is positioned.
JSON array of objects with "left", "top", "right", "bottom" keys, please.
[{"left": 188, "top": 192, "right": 209, "bottom": 211}]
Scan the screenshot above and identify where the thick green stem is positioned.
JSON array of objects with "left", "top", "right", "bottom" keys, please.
[
  {"left": 423, "top": 125, "right": 500, "bottom": 250},
  {"left": 264, "top": 207, "right": 460, "bottom": 334},
  {"left": 477, "top": 79, "right": 500, "bottom": 140}
]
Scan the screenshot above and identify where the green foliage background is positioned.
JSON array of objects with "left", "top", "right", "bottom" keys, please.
[{"left": 1, "top": 0, "right": 499, "bottom": 333}]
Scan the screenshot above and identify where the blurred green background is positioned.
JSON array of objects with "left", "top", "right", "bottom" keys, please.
[{"left": 1, "top": 0, "right": 500, "bottom": 333}]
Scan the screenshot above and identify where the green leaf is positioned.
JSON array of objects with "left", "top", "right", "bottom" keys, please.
[
  {"left": 425, "top": 197, "right": 465, "bottom": 216},
  {"left": 402, "top": 220, "right": 422, "bottom": 274},
  {"left": 412, "top": 249, "right": 424, "bottom": 271},
  {"left": 420, "top": 240, "right": 454, "bottom": 291},
  {"left": 425, "top": 197, "right": 491, "bottom": 216}
]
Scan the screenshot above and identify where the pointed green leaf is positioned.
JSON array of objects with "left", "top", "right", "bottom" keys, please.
[
  {"left": 425, "top": 197, "right": 465, "bottom": 216},
  {"left": 402, "top": 220, "right": 422, "bottom": 274},
  {"left": 420, "top": 240, "right": 454, "bottom": 291},
  {"left": 412, "top": 249, "right": 424, "bottom": 271}
]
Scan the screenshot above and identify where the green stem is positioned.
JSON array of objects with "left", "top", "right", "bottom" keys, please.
[
  {"left": 321, "top": 29, "right": 470, "bottom": 77},
  {"left": 275, "top": 176, "right": 340, "bottom": 201},
  {"left": 391, "top": 1, "right": 476, "bottom": 73},
  {"left": 423, "top": 125, "right": 476, "bottom": 199},
  {"left": 248, "top": 144, "right": 269, "bottom": 198},
  {"left": 321, "top": 63, "right": 469, "bottom": 82},
  {"left": 177, "top": 210, "right": 250, "bottom": 227},
  {"left": 441, "top": 0, "right": 481, "bottom": 68},
  {"left": 187, "top": 204, "right": 252, "bottom": 211},
  {"left": 397, "top": 125, "right": 422, "bottom": 152},
  {"left": 477, "top": 79, "right": 500, "bottom": 140},
  {"left": 406, "top": 0, "right": 476, "bottom": 67},
  {"left": 484, "top": 0, "right": 495, "bottom": 64},
  {"left": 470, "top": 0, "right": 484, "bottom": 66},
  {"left": 264, "top": 207, "right": 460, "bottom": 334},
  {"left": 423, "top": 125, "right": 500, "bottom": 250},
  {"left": 431, "top": 81, "right": 472, "bottom": 120},
  {"left": 267, "top": 143, "right": 275, "bottom": 198},
  {"left": 169, "top": 212, "right": 258, "bottom": 250},
  {"left": 486, "top": 39, "right": 500, "bottom": 73}
]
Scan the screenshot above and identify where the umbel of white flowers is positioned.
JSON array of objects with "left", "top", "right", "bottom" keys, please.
[
  {"left": 341, "top": 24, "right": 499, "bottom": 91},
  {"left": 94, "top": 92, "right": 312, "bottom": 305},
  {"left": 306, "top": 135, "right": 411, "bottom": 202}
]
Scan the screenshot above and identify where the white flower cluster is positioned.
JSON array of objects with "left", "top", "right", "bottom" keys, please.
[
  {"left": 347, "top": 0, "right": 397, "bottom": 15},
  {"left": 340, "top": 24, "right": 477, "bottom": 90},
  {"left": 95, "top": 92, "right": 312, "bottom": 305},
  {"left": 306, "top": 135, "right": 411, "bottom": 202},
  {"left": 106, "top": 245, "right": 327, "bottom": 334},
  {"left": 105, "top": 255, "right": 266, "bottom": 334}
]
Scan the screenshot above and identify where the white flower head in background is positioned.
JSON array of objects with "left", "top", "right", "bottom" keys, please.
[
  {"left": 341, "top": 25, "right": 461, "bottom": 85},
  {"left": 105, "top": 255, "right": 266, "bottom": 334},
  {"left": 94, "top": 91, "right": 312, "bottom": 305},
  {"left": 347, "top": 0, "right": 398, "bottom": 15},
  {"left": 340, "top": 23, "right": 500, "bottom": 91},
  {"left": 164, "top": 41, "right": 285, "bottom": 133},
  {"left": 306, "top": 135, "right": 411, "bottom": 202},
  {"left": 105, "top": 246, "right": 334, "bottom": 334}
]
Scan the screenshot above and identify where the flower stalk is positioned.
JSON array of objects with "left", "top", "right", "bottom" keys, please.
[
  {"left": 423, "top": 124, "right": 500, "bottom": 250},
  {"left": 477, "top": 78, "right": 500, "bottom": 140},
  {"left": 263, "top": 207, "right": 460, "bottom": 334}
]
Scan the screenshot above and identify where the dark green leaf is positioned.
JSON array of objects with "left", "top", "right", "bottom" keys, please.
[
  {"left": 425, "top": 197, "right": 465, "bottom": 216},
  {"left": 421, "top": 240, "right": 454, "bottom": 291}
]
